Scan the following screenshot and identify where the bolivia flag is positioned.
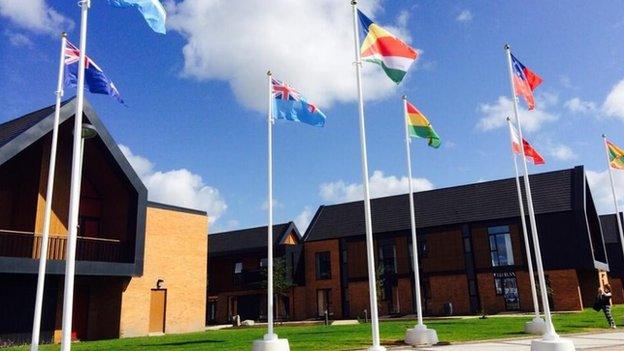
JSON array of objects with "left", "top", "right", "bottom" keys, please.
[
  {"left": 607, "top": 140, "right": 624, "bottom": 169},
  {"left": 406, "top": 100, "right": 440, "bottom": 148},
  {"left": 358, "top": 9, "right": 418, "bottom": 84}
]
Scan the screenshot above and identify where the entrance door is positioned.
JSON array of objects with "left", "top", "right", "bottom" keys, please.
[
  {"left": 149, "top": 289, "right": 166, "bottom": 334},
  {"left": 237, "top": 295, "right": 260, "bottom": 320},
  {"left": 317, "top": 289, "right": 331, "bottom": 317}
]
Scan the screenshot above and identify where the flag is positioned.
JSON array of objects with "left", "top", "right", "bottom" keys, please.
[
  {"left": 64, "top": 40, "right": 124, "bottom": 104},
  {"left": 508, "top": 121, "right": 545, "bottom": 165},
  {"left": 107, "top": 0, "right": 167, "bottom": 34},
  {"left": 271, "top": 78, "right": 326, "bottom": 127},
  {"left": 405, "top": 100, "right": 440, "bottom": 148},
  {"left": 511, "top": 54, "right": 543, "bottom": 110},
  {"left": 358, "top": 9, "right": 418, "bottom": 84},
  {"left": 607, "top": 140, "right": 624, "bottom": 169}
]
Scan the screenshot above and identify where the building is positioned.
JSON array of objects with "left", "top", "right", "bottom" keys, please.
[
  {"left": 207, "top": 222, "right": 303, "bottom": 324},
  {"left": 0, "top": 99, "right": 208, "bottom": 343},
  {"left": 299, "top": 166, "right": 611, "bottom": 319},
  {"left": 599, "top": 213, "right": 624, "bottom": 303}
]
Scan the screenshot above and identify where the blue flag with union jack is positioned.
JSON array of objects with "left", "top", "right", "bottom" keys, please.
[
  {"left": 64, "top": 40, "right": 124, "bottom": 104},
  {"left": 271, "top": 78, "right": 326, "bottom": 127}
]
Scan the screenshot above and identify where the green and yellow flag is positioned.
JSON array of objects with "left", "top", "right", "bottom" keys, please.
[
  {"left": 607, "top": 140, "right": 624, "bottom": 169},
  {"left": 406, "top": 100, "right": 440, "bottom": 148}
]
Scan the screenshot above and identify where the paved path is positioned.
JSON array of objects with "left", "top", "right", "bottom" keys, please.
[{"left": 381, "top": 332, "right": 624, "bottom": 350}]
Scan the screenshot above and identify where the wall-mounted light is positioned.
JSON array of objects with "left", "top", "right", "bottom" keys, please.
[{"left": 156, "top": 279, "right": 164, "bottom": 289}]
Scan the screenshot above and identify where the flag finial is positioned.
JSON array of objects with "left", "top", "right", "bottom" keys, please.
[
  {"left": 61, "top": 32, "right": 67, "bottom": 38},
  {"left": 351, "top": 0, "right": 357, "bottom": 5},
  {"left": 402, "top": 95, "right": 407, "bottom": 100},
  {"left": 603, "top": 134, "right": 607, "bottom": 138},
  {"left": 506, "top": 116, "right": 511, "bottom": 121},
  {"left": 267, "top": 70, "right": 272, "bottom": 77},
  {"left": 504, "top": 44, "right": 511, "bottom": 51}
]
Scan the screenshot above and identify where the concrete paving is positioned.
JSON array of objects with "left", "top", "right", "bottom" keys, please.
[{"left": 381, "top": 332, "right": 624, "bottom": 350}]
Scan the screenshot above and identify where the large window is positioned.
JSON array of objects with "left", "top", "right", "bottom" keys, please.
[
  {"left": 315, "top": 251, "right": 331, "bottom": 280},
  {"left": 488, "top": 226, "right": 514, "bottom": 267},
  {"left": 493, "top": 272, "right": 520, "bottom": 311},
  {"left": 378, "top": 241, "right": 397, "bottom": 274}
]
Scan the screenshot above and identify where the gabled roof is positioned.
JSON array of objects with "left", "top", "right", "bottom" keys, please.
[
  {"left": 305, "top": 167, "right": 581, "bottom": 242},
  {"left": 209, "top": 222, "right": 301, "bottom": 256},
  {"left": 0, "top": 97, "right": 148, "bottom": 276}
]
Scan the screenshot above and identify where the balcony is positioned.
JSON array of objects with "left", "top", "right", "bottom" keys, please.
[{"left": 0, "top": 229, "right": 132, "bottom": 263}]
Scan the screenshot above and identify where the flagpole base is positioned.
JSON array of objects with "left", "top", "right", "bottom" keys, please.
[
  {"left": 530, "top": 336, "right": 575, "bottom": 351},
  {"left": 525, "top": 317, "right": 547, "bottom": 335},
  {"left": 405, "top": 324, "right": 438, "bottom": 346},
  {"left": 367, "top": 346, "right": 387, "bottom": 351},
  {"left": 251, "top": 334, "right": 290, "bottom": 351}
]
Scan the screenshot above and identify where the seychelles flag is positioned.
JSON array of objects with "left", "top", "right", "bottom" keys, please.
[
  {"left": 358, "top": 9, "right": 418, "bottom": 84},
  {"left": 271, "top": 78, "right": 326, "bottom": 127}
]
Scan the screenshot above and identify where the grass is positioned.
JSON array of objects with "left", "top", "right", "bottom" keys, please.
[{"left": 5, "top": 306, "right": 623, "bottom": 351}]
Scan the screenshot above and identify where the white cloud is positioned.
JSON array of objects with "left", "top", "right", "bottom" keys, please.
[
  {"left": 456, "top": 10, "right": 473, "bottom": 22},
  {"left": 587, "top": 169, "right": 624, "bottom": 214},
  {"left": 119, "top": 145, "right": 227, "bottom": 224},
  {"left": 602, "top": 79, "right": 624, "bottom": 120},
  {"left": 261, "top": 198, "right": 283, "bottom": 211},
  {"left": 476, "top": 94, "right": 558, "bottom": 132},
  {"left": 294, "top": 206, "right": 314, "bottom": 233},
  {"left": 547, "top": 143, "right": 577, "bottom": 161},
  {"left": 564, "top": 97, "right": 597, "bottom": 114},
  {"left": 319, "top": 170, "right": 434, "bottom": 203},
  {"left": 0, "top": 0, "right": 73, "bottom": 35},
  {"left": 396, "top": 10, "right": 409, "bottom": 27},
  {"left": 4, "top": 30, "right": 33, "bottom": 47},
  {"left": 167, "top": 0, "right": 412, "bottom": 111}
]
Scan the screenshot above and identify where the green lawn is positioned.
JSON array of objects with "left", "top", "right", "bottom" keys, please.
[{"left": 6, "top": 306, "right": 623, "bottom": 351}]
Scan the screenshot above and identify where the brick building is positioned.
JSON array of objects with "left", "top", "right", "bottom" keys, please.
[
  {"left": 298, "top": 166, "right": 613, "bottom": 319},
  {"left": 0, "top": 99, "right": 208, "bottom": 343},
  {"left": 207, "top": 222, "right": 303, "bottom": 324},
  {"left": 599, "top": 213, "right": 624, "bottom": 303}
]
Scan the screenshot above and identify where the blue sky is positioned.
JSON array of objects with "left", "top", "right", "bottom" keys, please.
[{"left": 2, "top": 1, "right": 624, "bottom": 233}]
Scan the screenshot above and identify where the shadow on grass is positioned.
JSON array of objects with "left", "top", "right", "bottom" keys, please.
[{"left": 138, "top": 339, "right": 225, "bottom": 347}]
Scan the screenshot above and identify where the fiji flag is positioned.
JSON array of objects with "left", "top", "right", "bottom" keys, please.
[
  {"left": 107, "top": 0, "right": 166, "bottom": 34},
  {"left": 272, "top": 78, "right": 326, "bottom": 127},
  {"left": 64, "top": 41, "right": 124, "bottom": 104}
]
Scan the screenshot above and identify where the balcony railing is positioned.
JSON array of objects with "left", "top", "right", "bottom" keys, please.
[{"left": 0, "top": 229, "right": 132, "bottom": 263}]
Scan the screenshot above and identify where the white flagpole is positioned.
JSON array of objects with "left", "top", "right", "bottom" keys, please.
[
  {"left": 266, "top": 70, "right": 275, "bottom": 340},
  {"left": 506, "top": 118, "right": 543, "bottom": 332},
  {"left": 505, "top": 46, "right": 572, "bottom": 351},
  {"left": 351, "top": 2, "right": 384, "bottom": 350},
  {"left": 402, "top": 97, "right": 438, "bottom": 346},
  {"left": 60, "top": 1, "right": 90, "bottom": 350},
  {"left": 30, "top": 32, "right": 67, "bottom": 351},
  {"left": 602, "top": 135, "right": 624, "bottom": 265}
]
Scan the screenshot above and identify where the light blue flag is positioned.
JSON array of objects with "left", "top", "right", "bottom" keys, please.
[
  {"left": 271, "top": 78, "right": 326, "bottom": 127},
  {"left": 107, "top": 0, "right": 167, "bottom": 34}
]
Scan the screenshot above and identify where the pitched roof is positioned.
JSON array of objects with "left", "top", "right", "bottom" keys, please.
[
  {"left": 305, "top": 167, "right": 580, "bottom": 242},
  {"left": 0, "top": 101, "right": 69, "bottom": 148},
  {"left": 209, "top": 222, "right": 300, "bottom": 255}
]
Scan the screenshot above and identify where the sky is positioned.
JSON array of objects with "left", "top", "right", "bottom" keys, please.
[{"left": 2, "top": 1, "right": 624, "bottom": 233}]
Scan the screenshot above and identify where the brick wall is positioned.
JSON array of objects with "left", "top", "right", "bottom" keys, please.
[
  {"left": 548, "top": 269, "right": 583, "bottom": 311},
  {"left": 299, "top": 240, "right": 342, "bottom": 319},
  {"left": 427, "top": 275, "right": 470, "bottom": 315},
  {"left": 608, "top": 276, "right": 624, "bottom": 304},
  {"left": 119, "top": 206, "right": 208, "bottom": 337}
]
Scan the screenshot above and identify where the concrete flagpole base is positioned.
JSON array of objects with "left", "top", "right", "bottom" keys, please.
[
  {"left": 524, "top": 317, "right": 547, "bottom": 335},
  {"left": 366, "top": 346, "right": 387, "bottom": 351},
  {"left": 405, "top": 324, "right": 439, "bottom": 346},
  {"left": 530, "top": 335, "right": 575, "bottom": 351},
  {"left": 251, "top": 334, "right": 290, "bottom": 351}
]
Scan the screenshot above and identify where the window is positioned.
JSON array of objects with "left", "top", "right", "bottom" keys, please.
[
  {"left": 234, "top": 262, "right": 243, "bottom": 274},
  {"left": 493, "top": 273, "right": 520, "bottom": 310},
  {"left": 488, "top": 226, "right": 514, "bottom": 266},
  {"left": 378, "top": 241, "right": 397, "bottom": 274},
  {"left": 315, "top": 252, "right": 331, "bottom": 280}
]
